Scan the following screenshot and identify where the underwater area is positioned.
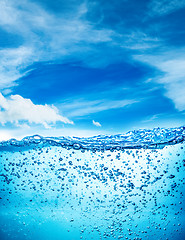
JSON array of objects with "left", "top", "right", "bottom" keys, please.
[{"left": 0, "top": 126, "right": 185, "bottom": 240}]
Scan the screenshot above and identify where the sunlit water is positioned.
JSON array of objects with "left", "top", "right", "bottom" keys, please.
[{"left": 0, "top": 126, "right": 185, "bottom": 240}]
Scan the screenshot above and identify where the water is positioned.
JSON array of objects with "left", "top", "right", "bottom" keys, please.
[{"left": 0, "top": 126, "right": 185, "bottom": 240}]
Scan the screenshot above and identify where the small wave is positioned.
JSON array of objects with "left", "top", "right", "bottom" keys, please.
[{"left": 0, "top": 126, "right": 185, "bottom": 151}]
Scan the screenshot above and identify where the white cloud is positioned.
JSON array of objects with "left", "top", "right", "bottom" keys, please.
[
  {"left": 92, "top": 120, "right": 101, "bottom": 127},
  {"left": 0, "top": 0, "right": 113, "bottom": 90},
  {"left": 0, "top": 93, "right": 73, "bottom": 127},
  {"left": 134, "top": 50, "right": 185, "bottom": 111},
  {"left": 155, "top": 59, "right": 185, "bottom": 111},
  {"left": 60, "top": 98, "right": 138, "bottom": 117}
]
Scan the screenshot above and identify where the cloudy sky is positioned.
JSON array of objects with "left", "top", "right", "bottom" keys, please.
[{"left": 0, "top": 0, "right": 185, "bottom": 140}]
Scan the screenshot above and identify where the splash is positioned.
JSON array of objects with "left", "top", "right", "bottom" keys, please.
[{"left": 1, "top": 125, "right": 185, "bottom": 150}]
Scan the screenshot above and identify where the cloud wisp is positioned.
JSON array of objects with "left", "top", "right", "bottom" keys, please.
[
  {"left": 0, "top": 93, "right": 73, "bottom": 128},
  {"left": 92, "top": 120, "right": 101, "bottom": 127},
  {"left": 148, "top": 0, "right": 185, "bottom": 16},
  {"left": 60, "top": 98, "right": 138, "bottom": 118}
]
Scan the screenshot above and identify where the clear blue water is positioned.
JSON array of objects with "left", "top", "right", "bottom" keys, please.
[{"left": 0, "top": 126, "right": 185, "bottom": 240}]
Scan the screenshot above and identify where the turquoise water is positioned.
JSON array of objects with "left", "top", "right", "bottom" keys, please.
[{"left": 0, "top": 126, "right": 185, "bottom": 240}]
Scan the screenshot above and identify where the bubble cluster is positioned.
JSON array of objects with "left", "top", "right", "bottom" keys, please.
[{"left": 0, "top": 132, "right": 185, "bottom": 240}]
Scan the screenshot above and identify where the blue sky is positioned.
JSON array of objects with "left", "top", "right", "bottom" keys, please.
[{"left": 0, "top": 0, "right": 185, "bottom": 140}]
